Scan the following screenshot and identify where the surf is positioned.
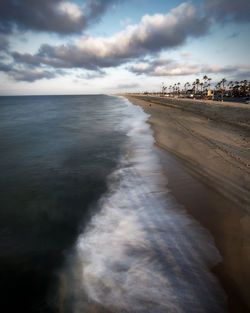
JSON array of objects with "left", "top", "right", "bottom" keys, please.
[{"left": 58, "top": 97, "right": 226, "bottom": 313}]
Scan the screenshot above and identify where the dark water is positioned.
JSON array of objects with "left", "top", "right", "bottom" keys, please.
[
  {"left": 0, "top": 95, "right": 227, "bottom": 313},
  {"left": 0, "top": 95, "right": 127, "bottom": 313}
]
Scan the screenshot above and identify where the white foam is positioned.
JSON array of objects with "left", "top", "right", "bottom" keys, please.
[{"left": 59, "top": 97, "right": 226, "bottom": 313}]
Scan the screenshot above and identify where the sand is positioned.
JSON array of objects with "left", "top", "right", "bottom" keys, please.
[{"left": 123, "top": 94, "right": 250, "bottom": 312}]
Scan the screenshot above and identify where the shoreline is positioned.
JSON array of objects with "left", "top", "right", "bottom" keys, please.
[
  {"left": 124, "top": 94, "right": 250, "bottom": 211},
  {"left": 123, "top": 94, "right": 250, "bottom": 312}
]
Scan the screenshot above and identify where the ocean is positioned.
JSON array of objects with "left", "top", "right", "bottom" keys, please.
[{"left": 0, "top": 95, "right": 226, "bottom": 313}]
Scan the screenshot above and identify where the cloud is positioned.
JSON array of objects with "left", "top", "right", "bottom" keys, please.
[
  {"left": 202, "top": 64, "right": 250, "bottom": 76},
  {"left": 117, "top": 83, "right": 140, "bottom": 89},
  {"left": 0, "top": 62, "right": 12, "bottom": 72},
  {"left": 8, "top": 68, "right": 58, "bottom": 82},
  {"left": 203, "top": 0, "right": 250, "bottom": 23},
  {"left": 12, "top": 2, "right": 211, "bottom": 72},
  {"left": 0, "top": 61, "right": 61, "bottom": 82},
  {"left": 0, "top": 0, "right": 121, "bottom": 34},
  {"left": 85, "top": 0, "right": 123, "bottom": 21},
  {"left": 128, "top": 58, "right": 250, "bottom": 78},
  {"left": 129, "top": 59, "right": 202, "bottom": 76},
  {"left": 12, "top": 52, "right": 43, "bottom": 66},
  {"left": 76, "top": 70, "right": 106, "bottom": 79},
  {"left": 180, "top": 51, "right": 192, "bottom": 60},
  {"left": 0, "top": 35, "right": 9, "bottom": 51},
  {"left": 233, "top": 71, "right": 250, "bottom": 81},
  {"left": 227, "top": 32, "right": 239, "bottom": 39}
]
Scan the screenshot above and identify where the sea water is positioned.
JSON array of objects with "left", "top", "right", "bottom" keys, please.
[{"left": 0, "top": 95, "right": 226, "bottom": 313}]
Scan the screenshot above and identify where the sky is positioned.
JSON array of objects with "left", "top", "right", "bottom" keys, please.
[{"left": 0, "top": 0, "right": 249, "bottom": 95}]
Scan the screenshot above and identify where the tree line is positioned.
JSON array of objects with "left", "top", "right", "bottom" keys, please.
[{"left": 162, "top": 76, "right": 250, "bottom": 98}]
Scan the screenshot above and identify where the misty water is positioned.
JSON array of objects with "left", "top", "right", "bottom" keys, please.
[{"left": 0, "top": 95, "right": 226, "bottom": 313}]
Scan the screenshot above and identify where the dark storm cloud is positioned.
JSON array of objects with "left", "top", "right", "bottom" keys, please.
[
  {"left": 203, "top": 0, "right": 250, "bottom": 23},
  {"left": 0, "top": 0, "right": 121, "bottom": 34},
  {"left": 12, "top": 2, "right": 211, "bottom": 72}
]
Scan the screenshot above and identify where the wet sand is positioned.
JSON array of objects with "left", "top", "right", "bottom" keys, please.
[{"left": 123, "top": 95, "right": 250, "bottom": 312}]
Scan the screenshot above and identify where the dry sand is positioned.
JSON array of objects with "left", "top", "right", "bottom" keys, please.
[{"left": 123, "top": 95, "right": 250, "bottom": 312}]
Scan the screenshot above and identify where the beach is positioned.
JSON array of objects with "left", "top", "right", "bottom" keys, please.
[
  {"left": 1, "top": 94, "right": 249, "bottom": 313},
  {"left": 123, "top": 94, "right": 250, "bottom": 312}
]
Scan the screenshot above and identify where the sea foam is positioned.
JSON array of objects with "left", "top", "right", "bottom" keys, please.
[{"left": 59, "top": 97, "right": 226, "bottom": 313}]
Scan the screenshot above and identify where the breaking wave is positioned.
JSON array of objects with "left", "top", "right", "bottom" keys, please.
[{"left": 58, "top": 97, "right": 226, "bottom": 313}]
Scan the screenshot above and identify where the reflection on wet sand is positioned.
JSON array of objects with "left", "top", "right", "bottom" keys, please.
[{"left": 156, "top": 147, "right": 250, "bottom": 312}]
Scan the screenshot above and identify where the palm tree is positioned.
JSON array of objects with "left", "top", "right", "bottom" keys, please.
[
  {"left": 195, "top": 79, "right": 200, "bottom": 93},
  {"left": 203, "top": 75, "right": 208, "bottom": 89},
  {"left": 221, "top": 78, "right": 227, "bottom": 88},
  {"left": 207, "top": 77, "right": 212, "bottom": 90},
  {"left": 215, "top": 82, "right": 221, "bottom": 90},
  {"left": 221, "top": 78, "right": 227, "bottom": 101},
  {"left": 192, "top": 81, "right": 196, "bottom": 93},
  {"left": 184, "top": 82, "right": 189, "bottom": 93},
  {"left": 174, "top": 83, "right": 177, "bottom": 94},
  {"left": 177, "top": 82, "right": 181, "bottom": 95},
  {"left": 228, "top": 81, "right": 233, "bottom": 95},
  {"left": 162, "top": 85, "right": 167, "bottom": 95},
  {"left": 200, "top": 82, "right": 204, "bottom": 93},
  {"left": 233, "top": 81, "right": 240, "bottom": 97},
  {"left": 241, "top": 80, "right": 248, "bottom": 96}
]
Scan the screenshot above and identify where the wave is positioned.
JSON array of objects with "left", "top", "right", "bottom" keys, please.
[{"left": 57, "top": 97, "right": 226, "bottom": 313}]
